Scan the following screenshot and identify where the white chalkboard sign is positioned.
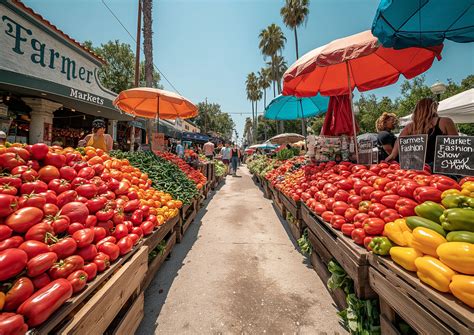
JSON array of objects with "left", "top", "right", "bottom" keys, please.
[
  {"left": 399, "top": 135, "right": 427, "bottom": 171},
  {"left": 434, "top": 136, "right": 474, "bottom": 176},
  {"left": 358, "top": 140, "right": 373, "bottom": 165}
]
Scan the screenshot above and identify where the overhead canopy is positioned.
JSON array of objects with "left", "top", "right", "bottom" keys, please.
[
  {"left": 269, "top": 133, "right": 305, "bottom": 145},
  {"left": 400, "top": 89, "right": 474, "bottom": 125},
  {"left": 181, "top": 132, "right": 209, "bottom": 142},
  {"left": 264, "top": 94, "right": 329, "bottom": 120}
]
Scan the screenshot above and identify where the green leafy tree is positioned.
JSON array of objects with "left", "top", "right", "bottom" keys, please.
[
  {"left": 84, "top": 40, "right": 161, "bottom": 93},
  {"left": 355, "top": 95, "right": 398, "bottom": 133},
  {"left": 193, "top": 102, "right": 235, "bottom": 140},
  {"left": 280, "top": 0, "right": 310, "bottom": 59}
]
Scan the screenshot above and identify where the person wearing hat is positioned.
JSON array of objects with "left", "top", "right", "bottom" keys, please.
[
  {"left": 0, "top": 131, "right": 6, "bottom": 146},
  {"left": 78, "top": 119, "right": 113, "bottom": 152}
]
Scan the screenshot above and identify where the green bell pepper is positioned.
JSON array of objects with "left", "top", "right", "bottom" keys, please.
[
  {"left": 440, "top": 208, "right": 474, "bottom": 232},
  {"left": 369, "top": 236, "right": 393, "bottom": 256},
  {"left": 446, "top": 231, "right": 474, "bottom": 244},
  {"left": 441, "top": 195, "right": 474, "bottom": 209},
  {"left": 415, "top": 201, "right": 445, "bottom": 224}
]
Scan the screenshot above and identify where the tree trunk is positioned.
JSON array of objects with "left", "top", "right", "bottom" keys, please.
[
  {"left": 251, "top": 101, "right": 255, "bottom": 144},
  {"left": 142, "top": 0, "right": 154, "bottom": 149},
  {"left": 294, "top": 28, "right": 299, "bottom": 60}
]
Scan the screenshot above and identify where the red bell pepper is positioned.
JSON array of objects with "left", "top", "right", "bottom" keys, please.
[
  {"left": 380, "top": 194, "right": 400, "bottom": 209},
  {"left": 0, "top": 313, "right": 28, "bottom": 335},
  {"left": 430, "top": 175, "right": 461, "bottom": 191},
  {"left": 397, "top": 180, "right": 419, "bottom": 199},
  {"left": 341, "top": 223, "right": 355, "bottom": 236},
  {"left": 363, "top": 218, "right": 385, "bottom": 235},
  {"left": 395, "top": 197, "right": 418, "bottom": 217},
  {"left": 364, "top": 236, "right": 374, "bottom": 250},
  {"left": 413, "top": 186, "right": 442, "bottom": 203},
  {"left": 351, "top": 228, "right": 366, "bottom": 245}
]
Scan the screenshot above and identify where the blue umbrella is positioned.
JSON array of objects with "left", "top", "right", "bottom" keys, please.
[
  {"left": 372, "top": 0, "right": 474, "bottom": 49},
  {"left": 264, "top": 94, "right": 329, "bottom": 120}
]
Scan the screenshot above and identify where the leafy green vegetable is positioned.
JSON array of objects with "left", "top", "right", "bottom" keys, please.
[{"left": 297, "top": 229, "right": 312, "bottom": 255}]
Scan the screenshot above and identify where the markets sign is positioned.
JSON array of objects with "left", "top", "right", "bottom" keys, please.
[
  {"left": 434, "top": 136, "right": 474, "bottom": 176},
  {"left": 399, "top": 135, "right": 427, "bottom": 171},
  {"left": 70, "top": 88, "right": 104, "bottom": 105}
]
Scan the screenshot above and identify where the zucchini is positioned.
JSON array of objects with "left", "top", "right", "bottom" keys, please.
[
  {"left": 446, "top": 231, "right": 474, "bottom": 244},
  {"left": 406, "top": 216, "right": 447, "bottom": 237}
]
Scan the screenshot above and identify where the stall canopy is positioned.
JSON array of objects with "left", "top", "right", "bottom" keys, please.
[
  {"left": 400, "top": 88, "right": 474, "bottom": 126},
  {"left": 181, "top": 132, "right": 209, "bottom": 142}
]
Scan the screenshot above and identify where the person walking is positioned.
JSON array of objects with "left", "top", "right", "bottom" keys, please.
[
  {"left": 230, "top": 144, "right": 241, "bottom": 176},
  {"left": 79, "top": 119, "right": 113, "bottom": 152},
  {"left": 203, "top": 140, "right": 215, "bottom": 160},
  {"left": 220, "top": 142, "right": 231, "bottom": 175},
  {"left": 176, "top": 141, "right": 185, "bottom": 158}
]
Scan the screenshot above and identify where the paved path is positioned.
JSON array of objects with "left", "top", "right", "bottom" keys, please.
[{"left": 136, "top": 167, "right": 346, "bottom": 335}]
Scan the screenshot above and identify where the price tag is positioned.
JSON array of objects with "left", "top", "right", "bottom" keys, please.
[
  {"left": 399, "top": 135, "right": 427, "bottom": 171},
  {"left": 434, "top": 136, "right": 474, "bottom": 176},
  {"left": 358, "top": 140, "right": 373, "bottom": 165}
]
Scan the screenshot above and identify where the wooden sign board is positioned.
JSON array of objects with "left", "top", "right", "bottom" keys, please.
[
  {"left": 358, "top": 140, "right": 373, "bottom": 165},
  {"left": 399, "top": 135, "right": 427, "bottom": 171},
  {"left": 433, "top": 136, "right": 474, "bottom": 176},
  {"left": 152, "top": 132, "right": 165, "bottom": 152}
]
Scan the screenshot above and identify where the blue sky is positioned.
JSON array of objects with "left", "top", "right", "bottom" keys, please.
[{"left": 23, "top": 0, "right": 474, "bottom": 140}]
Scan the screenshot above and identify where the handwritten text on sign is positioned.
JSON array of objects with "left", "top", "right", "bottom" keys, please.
[
  {"left": 434, "top": 136, "right": 474, "bottom": 176},
  {"left": 399, "top": 135, "right": 427, "bottom": 171}
]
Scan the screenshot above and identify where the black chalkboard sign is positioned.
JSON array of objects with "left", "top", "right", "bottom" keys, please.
[
  {"left": 358, "top": 140, "right": 373, "bottom": 165},
  {"left": 399, "top": 135, "right": 427, "bottom": 171},
  {"left": 433, "top": 136, "right": 474, "bottom": 176}
]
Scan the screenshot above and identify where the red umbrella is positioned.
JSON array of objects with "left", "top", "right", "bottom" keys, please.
[
  {"left": 321, "top": 95, "right": 359, "bottom": 136},
  {"left": 283, "top": 30, "right": 442, "bottom": 160}
]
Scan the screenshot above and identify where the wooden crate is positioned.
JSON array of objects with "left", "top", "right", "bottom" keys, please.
[
  {"left": 262, "top": 178, "right": 271, "bottom": 199},
  {"left": 142, "top": 230, "right": 177, "bottom": 290},
  {"left": 301, "top": 203, "right": 376, "bottom": 299},
  {"left": 106, "top": 292, "right": 144, "bottom": 335},
  {"left": 280, "top": 192, "right": 301, "bottom": 219},
  {"left": 285, "top": 212, "right": 306, "bottom": 241},
  {"left": 143, "top": 214, "right": 179, "bottom": 252},
  {"left": 176, "top": 199, "right": 197, "bottom": 243},
  {"left": 53, "top": 247, "right": 148, "bottom": 335},
  {"left": 369, "top": 254, "right": 474, "bottom": 335},
  {"left": 308, "top": 228, "right": 348, "bottom": 311}
]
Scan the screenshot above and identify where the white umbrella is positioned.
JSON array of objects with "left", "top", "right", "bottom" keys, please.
[{"left": 269, "top": 133, "right": 305, "bottom": 145}]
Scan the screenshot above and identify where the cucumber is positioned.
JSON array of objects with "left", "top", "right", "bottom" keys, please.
[
  {"left": 406, "top": 216, "right": 447, "bottom": 237},
  {"left": 446, "top": 231, "right": 474, "bottom": 244}
]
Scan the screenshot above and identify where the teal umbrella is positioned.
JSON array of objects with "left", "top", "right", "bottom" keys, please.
[
  {"left": 372, "top": 0, "right": 474, "bottom": 49},
  {"left": 264, "top": 94, "right": 329, "bottom": 120}
]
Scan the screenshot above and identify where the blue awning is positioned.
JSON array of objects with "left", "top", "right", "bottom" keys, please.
[{"left": 182, "top": 132, "right": 209, "bottom": 142}]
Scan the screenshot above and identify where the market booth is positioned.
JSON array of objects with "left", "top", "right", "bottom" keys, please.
[{"left": 0, "top": 0, "right": 130, "bottom": 146}]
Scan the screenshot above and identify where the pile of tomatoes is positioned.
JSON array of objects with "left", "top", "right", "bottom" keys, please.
[
  {"left": 269, "top": 160, "right": 460, "bottom": 249},
  {"left": 156, "top": 151, "right": 206, "bottom": 189},
  {"left": 0, "top": 144, "right": 180, "bottom": 333}
]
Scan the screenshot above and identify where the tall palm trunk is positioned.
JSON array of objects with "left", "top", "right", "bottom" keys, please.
[
  {"left": 294, "top": 28, "right": 299, "bottom": 59},
  {"left": 142, "top": 0, "right": 154, "bottom": 147},
  {"left": 251, "top": 101, "right": 255, "bottom": 143}
]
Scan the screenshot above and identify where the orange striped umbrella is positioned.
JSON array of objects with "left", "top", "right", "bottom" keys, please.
[{"left": 113, "top": 87, "right": 198, "bottom": 120}]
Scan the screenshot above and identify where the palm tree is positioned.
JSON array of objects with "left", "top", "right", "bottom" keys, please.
[
  {"left": 246, "top": 72, "right": 258, "bottom": 143},
  {"left": 266, "top": 55, "right": 288, "bottom": 95},
  {"left": 258, "top": 67, "right": 271, "bottom": 109},
  {"left": 142, "top": 0, "right": 154, "bottom": 146},
  {"left": 259, "top": 24, "right": 286, "bottom": 97},
  {"left": 280, "top": 0, "right": 310, "bottom": 59}
]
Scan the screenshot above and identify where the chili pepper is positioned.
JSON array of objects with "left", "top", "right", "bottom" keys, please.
[{"left": 368, "top": 237, "right": 392, "bottom": 255}]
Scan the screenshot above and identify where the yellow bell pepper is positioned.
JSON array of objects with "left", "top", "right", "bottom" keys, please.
[
  {"left": 411, "top": 227, "right": 447, "bottom": 257},
  {"left": 460, "top": 188, "right": 474, "bottom": 197},
  {"left": 449, "top": 275, "right": 474, "bottom": 308},
  {"left": 390, "top": 247, "right": 423, "bottom": 272},
  {"left": 441, "top": 189, "right": 461, "bottom": 199},
  {"left": 462, "top": 181, "right": 474, "bottom": 192},
  {"left": 415, "top": 256, "right": 456, "bottom": 292},
  {"left": 383, "top": 218, "right": 413, "bottom": 247},
  {"left": 437, "top": 242, "right": 474, "bottom": 275}
]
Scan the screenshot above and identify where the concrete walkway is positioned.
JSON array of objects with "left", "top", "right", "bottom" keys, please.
[{"left": 136, "top": 167, "right": 347, "bottom": 335}]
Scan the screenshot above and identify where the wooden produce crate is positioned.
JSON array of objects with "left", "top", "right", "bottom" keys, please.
[
  {"left": 105, "top": 292, "right": 144, "bottom": 335},
  {"left": 285, "top": 213, "right": 306, "bottom": 241},
  {"left": 307, "top": 229, "right": 347, "bottom": 311},
  {"left": 51, "top": 247, "right": 148, "bottom": 335},
  {"left": 301, "top": 203, "right": 376, "bottom": 299},
  {"left": 141, "top": 229, "right": 177, "bottom": 290},
  {"left": 369, "top": 254, "right": 474, "bottom": 335},
  {"left": 176, "top": 198, "right": 197, "bottom": 242},
  {"left": 272, "top": 188, "right": 286, "bottom": 218},
  {"left": 262, "top": 177, "right": 271, "bottom": 199},
  {"left": 280, "top": 192, "right": 302, "bottom": 220},
  {"left": 143, "top": 214, "right": 179, "bottom": 252}
]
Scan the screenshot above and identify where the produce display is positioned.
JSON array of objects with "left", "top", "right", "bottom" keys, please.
[
  {"left": 214, "top": 160, "right": 226, "bottom": 178},
  {"left": 0, "top": 144, "right": 181, "bottom": 332},
  {"left": 155, "top": 151, "right": 207, "bottom": 189},
  {"left": 260, "top": 158, "right": 474, "bottom": 309},
  {"left": 110, "top": 150, "right": 198, "bottom": 205},
  {"left": 247, "top": 155, "right": 280, "bottom": 178}
]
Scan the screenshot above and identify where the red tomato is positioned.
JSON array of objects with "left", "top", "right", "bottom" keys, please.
[
  {"left": 31, "top": 272, "right": 51, "bottom": 290},
  {"left": 25, "top": 222, "right": 54, "bottom": 242},
  {"left": 78, "top": 167, "right": 95, "bottom": 179},
  {"left": 49, "top": 237, "right": 77, "bottom": 260},
  {"left": 117, "top": 236, "right": 133, "bottom": 255},
  {"left": 347, "top": 194, "right": 362, "bottom": 208},
  {"left": 344, "top": 207, "right": 359, "bottom": 221},
  {"left": 0, "top": 313, "right": 28, "bottom": 334},
  {"left": 61, "top": 202, "right": 89, "bottom": 224},
  {"left": 0, "top": 194, "right": 18, "bottom": 218},
  {"left": 67, "top": 270, "right": 88, "bottom": 293},
  {"left": 0, "top": 184, "right": 17, "bottom": 195},
  {"left": 380, "top": 194, "right": 400, "bottom": 209},
  {"left": 6, "top": 207, "right": 44, "bottom": 233},
  {"left": 67, "top": 222, "right": 85, "bottom": 235},
  {"left": 72, "top": 228, "right": 94, "bottom": 248},
  {"left": 0, "top": 224, "right": 12, "bottom": 241},
  {"left": 140, "top": 220, "right": 154, "bottom": 236},
  {"left": 360, "top": 186, "right": 375, "bottom": 201},
  {"left": 97, "top": 242, "right": 120, "bottom": 261},
  {"left": 3, "top": 277, "right": 34, "bottom": 311},
  {"left": 27, "top": 252, "right": 58, "bottom": 277},
  {"left": 20, "top": 180, "right": 48, "bottom": 194},
  {"left": 321, "top": 211, "right": 334, "bottom": 222},
  {"left": 93, "top": 252, "right": 110, "bottom": 272},
  {"left": 75, "top": 183, "right": 98, "bottom": 199},
  {"left": 49, "top": 255, "right": 84, "bottom": 279},
  {"left": 0, "top": 248, "right": 28, "bottom": 281},
  {"left": 19, "top": 240, "right": 50, "bottom": 259},
  {"left": 48, "top": 179, "right": 71, "bottom": 194},
  {"left": 332, "top": 201, "right": 350, "bottom": 216},
  {"left": 0, "top": 236, "right": 24, "bottom": 252},
  {"left": 60, "top": 166, "right": 77, "bottom": 181},
  {"left": 38, "top": 165, "right": 60, "bottom": 183},
  {"left": 43, "top": 203, "right": 60, "bottom": 216},
  {"left": 30, "top": 143, "right": 49, "bottom": 160},
  {"left": 131, "top": 226, "right": 143, "bottom": 238},
  {"left": 44, "top": 152, "right": 66, "bottom": 169},
  {"left": 76, "top": 244, "right": 97, "bottom": 261},
  {"left": 18, "top": 193, "right": 46, "bottom": 209},
  {"left": 57, "top": 190, "right": 78, "bottom": 208},
  {"left": 83, "top": 262, "right": 97, "bottom": 282},
  {"left": 369, "top": 190, "right": 386, "bottom": 203}
]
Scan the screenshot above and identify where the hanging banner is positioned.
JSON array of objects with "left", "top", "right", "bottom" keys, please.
[
  {"left": 433, "top": 136, "right": 474, "bottom": 176},
  {"left": 399, "top": 135, "right": 427, "bottom": 171}
]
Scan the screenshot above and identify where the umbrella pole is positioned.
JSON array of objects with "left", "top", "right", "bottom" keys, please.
[
  {"left": 299, "top": 99, "right": 307, "bottom": 151},
  {"left": 346, "top": 61, "right": 359, "bottom": 163}
]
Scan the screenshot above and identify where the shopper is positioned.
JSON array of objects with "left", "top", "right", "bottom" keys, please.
[
  {"left": 0, "top": 131, "right": 6, "bottom": 145},
  {"left": 79, "top": 119, "right": 113, "bottom": 152},
  {"left": 220, "top": 142, "right": 231, "bottom": 174},
  {"left": 203, "top": 140, "right": 215, "bottom": 160},
  {"left": 375, "top": 112, "right": 399, "bottom": 161},
  {"left": 385, "top": 98, "right": 458, "bottom": 166},
  {"left": 176, "top": 140, "right": 185, "bottom": 158},
  {"left": 230, "top": 144, "right": 240, "bottom": 176}
]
